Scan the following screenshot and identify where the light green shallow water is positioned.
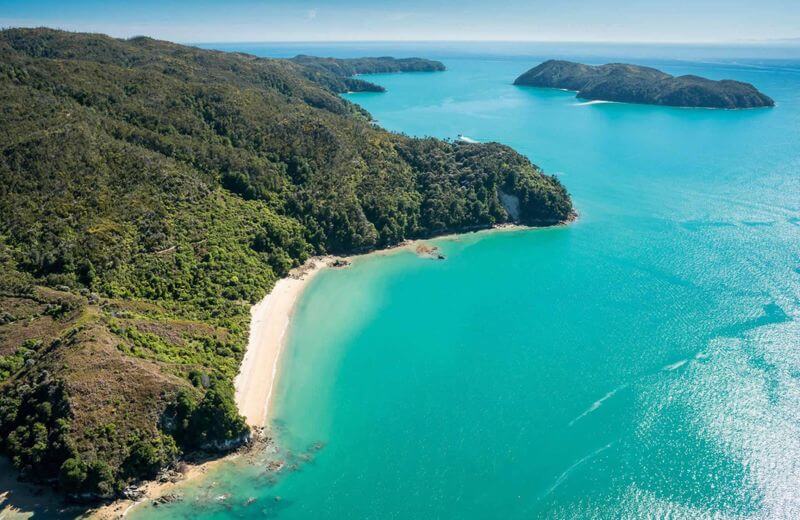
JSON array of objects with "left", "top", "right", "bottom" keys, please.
[{"left": 135, "top": 45, "right": 800, "bottom": 518}]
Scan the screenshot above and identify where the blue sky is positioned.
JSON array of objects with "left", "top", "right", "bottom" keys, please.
[{"left": 1, "top": 0, "right": 798, "bottom": 43}]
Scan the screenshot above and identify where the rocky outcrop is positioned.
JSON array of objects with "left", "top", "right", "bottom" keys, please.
[{"left": 514, "top": 60, "right": 774, "bottom": 109}]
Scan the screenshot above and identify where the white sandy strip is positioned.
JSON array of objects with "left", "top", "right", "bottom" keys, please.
[
  {"left": 234, "top": 259, "right": 330, "bottom": 427},
  {"left": 234, "top": 225, "right": 550, "bottom": 427}
]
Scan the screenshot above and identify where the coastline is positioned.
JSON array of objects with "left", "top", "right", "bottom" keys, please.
[
  {"left": 233, "top": 221, "right": 562, "bottom": 428},
  {"left": 87, "top": 456, "right": 233, "bottom": 520},
  {"left": 234, "top": 257, "right": 334, "bottom": 427},
  {"left": 77, "top": 222, "right": 571, "bottom": 518}
]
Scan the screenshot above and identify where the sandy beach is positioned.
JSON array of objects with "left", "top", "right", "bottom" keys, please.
[
  {"left": 2, "top": 224, "right": 543, "bottom": 520},
  {"left": 87, "top": 456, "right": 232, "bottom": 520},
  {"left": 1, "top": 258, "right": 333, "bottom": 520},
  {"left": 234, "top": 257, "right": 335, "bottom": 427},
  {"left": 233, "top": 225, "right": 535, "bottom": 428}
]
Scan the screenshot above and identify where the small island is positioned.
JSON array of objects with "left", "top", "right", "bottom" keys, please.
[
  {"left": 290, "top": 55, "right": 446, "bottom": 93},
  {"left": 513, "top": 60, "right": 774, "bottom": 109}
]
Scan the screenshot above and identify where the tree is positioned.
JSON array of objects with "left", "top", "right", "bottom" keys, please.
[{"left": 59, "top": 457, "right": 87, "bottom": 493}]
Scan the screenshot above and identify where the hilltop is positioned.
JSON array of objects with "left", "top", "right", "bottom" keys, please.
[
  {"left": 0, "top": 28, "right": 572, "bottom": 501},
  {"left": 513, "top": 60, "right": 774, "bottom": 109}
]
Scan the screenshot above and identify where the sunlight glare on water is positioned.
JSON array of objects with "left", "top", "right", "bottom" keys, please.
[{"left": 134, "top": 42, "right": 800, "bottom": 520}]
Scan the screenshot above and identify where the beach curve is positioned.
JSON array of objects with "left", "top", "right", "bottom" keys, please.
[
  {"left": 84, "top": 224, "right": 558, "bottom": 518},
  {"left": 234, "top": 257, "right": 333, "bottom": 427}
]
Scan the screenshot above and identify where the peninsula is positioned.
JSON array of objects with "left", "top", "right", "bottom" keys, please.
[
  {"left": 290, "top": 55, "right": 446, "bottom": 93},
  {"left": 0, "top": 28, "right": 572, "bottom": 504},
  {"left": 513, "top": 60, "right": 775, "bottom": 109}
]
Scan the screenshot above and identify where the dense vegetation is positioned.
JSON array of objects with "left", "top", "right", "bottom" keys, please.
[
  {"left": 290, "top": 55, "right": 446, "bottom": 93},
  {"left": 514, "top": 60, "right": 774, "bottom": 108},
  {"left": 0, "top": 28, "right": 572, "bottom": 500}
]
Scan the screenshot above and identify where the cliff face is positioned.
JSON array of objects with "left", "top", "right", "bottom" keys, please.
[
  {"left": 514, "top": 60, "right": 774, "bottom": 109},
  {"left": 0, "top": 28, "right": 572, "bottom": 500}
]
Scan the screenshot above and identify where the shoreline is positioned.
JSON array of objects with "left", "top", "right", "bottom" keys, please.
[
  {"left": 87, "top": 454, "right": 235, "bottom": 520},
  {"left": 233, "top": 221, "right": 566, "bottom": 428},
  {"left": 24, "top": 221, "right": 572, "bottom": 519},
  {"left": 234, "top": 257, "right": 334, "bottom": 427}
]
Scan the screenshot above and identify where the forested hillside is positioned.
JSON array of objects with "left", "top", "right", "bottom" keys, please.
[
  {"left": 513, "top": 59, "right": 774, "bottom": 108},
  {"left": 289, "top": 55, "right": 446, "bottom": 92},
  {"left": 0, "top": 28, "right": 573, "bottom": 500}
]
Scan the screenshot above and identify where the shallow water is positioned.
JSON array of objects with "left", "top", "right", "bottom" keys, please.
[{"left": 135, "top": 43, "right": 800, "bottom": 519}]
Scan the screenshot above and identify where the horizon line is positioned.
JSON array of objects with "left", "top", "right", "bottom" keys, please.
[
  {"left": 3, "top": 26, "right": 800, "bottom": 47},
  {"left": 186, "top": 38, "right": 800, "bottom": 46}
]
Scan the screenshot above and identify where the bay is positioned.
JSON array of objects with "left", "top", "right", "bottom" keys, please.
[{"left": 134, "top": 42, "right": 800, "bottom": 519}]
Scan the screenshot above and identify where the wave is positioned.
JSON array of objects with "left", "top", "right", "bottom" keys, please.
[
  {"left": 573, "top": 100, "right": 617, "bottom": 106},
  {"left": 457, "top": 134, "right": 479, "bottom": 143}
]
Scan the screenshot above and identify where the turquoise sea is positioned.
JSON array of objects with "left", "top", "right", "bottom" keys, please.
[{"left": 136, "top": 43, "right": 800, "bottom": 519}]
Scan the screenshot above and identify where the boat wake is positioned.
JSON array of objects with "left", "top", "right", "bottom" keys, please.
[
  {"left": 542, "top": 443, "right": 614, "bottom": 498},
  {"left": 568, "top": 385, "right": 628, "bottom": 427},
  {"left": 662, "top": 359, "right": 689, "bottom": 371}
]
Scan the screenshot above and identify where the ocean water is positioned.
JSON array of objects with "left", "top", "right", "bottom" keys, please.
[{"left": 136, "top": 43, "right": 800, "bottom": 519}]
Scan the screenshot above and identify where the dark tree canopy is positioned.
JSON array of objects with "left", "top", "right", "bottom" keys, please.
[
  {"left": 0, "top": 28, "right": 572, "bottom": 499},
  {"left": 514, "top": 60, "right": 774, "bottom": 108}
]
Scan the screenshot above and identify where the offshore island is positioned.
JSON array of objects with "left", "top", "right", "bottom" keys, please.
[
  {"left": 0, "top": 28, "right": 573, "bottom": 511},
  {"left": 513, "top": 59, "right": 775, "bottom": 108}
]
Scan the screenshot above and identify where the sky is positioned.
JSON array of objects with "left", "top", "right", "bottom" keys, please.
[{"left": 1, "top": 0, "right": 799, "bottom": 43}]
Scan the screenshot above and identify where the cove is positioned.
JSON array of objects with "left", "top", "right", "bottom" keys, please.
[{"left": 133, "top": 43, "right": 800, "bottom": 519}]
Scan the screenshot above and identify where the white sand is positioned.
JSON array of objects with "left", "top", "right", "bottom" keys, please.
[
  {"left": 234, "top": 225, "right": 536, "bottom": 427},
  {"left": 234, "top": 257, "right": 332, "bottom": 427},
  {"left": 78, "top": 224, "right": 544, "bottom": 517}
]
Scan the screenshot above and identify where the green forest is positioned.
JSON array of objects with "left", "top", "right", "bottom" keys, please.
[
  {"left": 0, "top": 28, "right": 573, "bottom": 500},
  {"left": 289, "top": 55, "right": 446, "bottom": 93}
]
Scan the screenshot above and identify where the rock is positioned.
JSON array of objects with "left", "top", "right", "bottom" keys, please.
[
  {"left": 499, "top": 190, "right": 521, "bottom": 222},
  {"left": 122, "top": 486, "right": 145, "bottom": 501},
  {"left": 156, "top": 469, "right": 181, "bottom": 483},
  {"left": 266, "top": 460, "right": 285, "bottom": 472},
  {"left": 200, "top": 430, "right": 251, "bottom": 452},
  {"left": 153, "top": 492, "right": 182, "bottom": 506},
  {"left": 514, "top": 60, "right": 774, "bottom": 109},
  {"left": 415, "top": 244, "right": 444, "bottom": 259}
]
